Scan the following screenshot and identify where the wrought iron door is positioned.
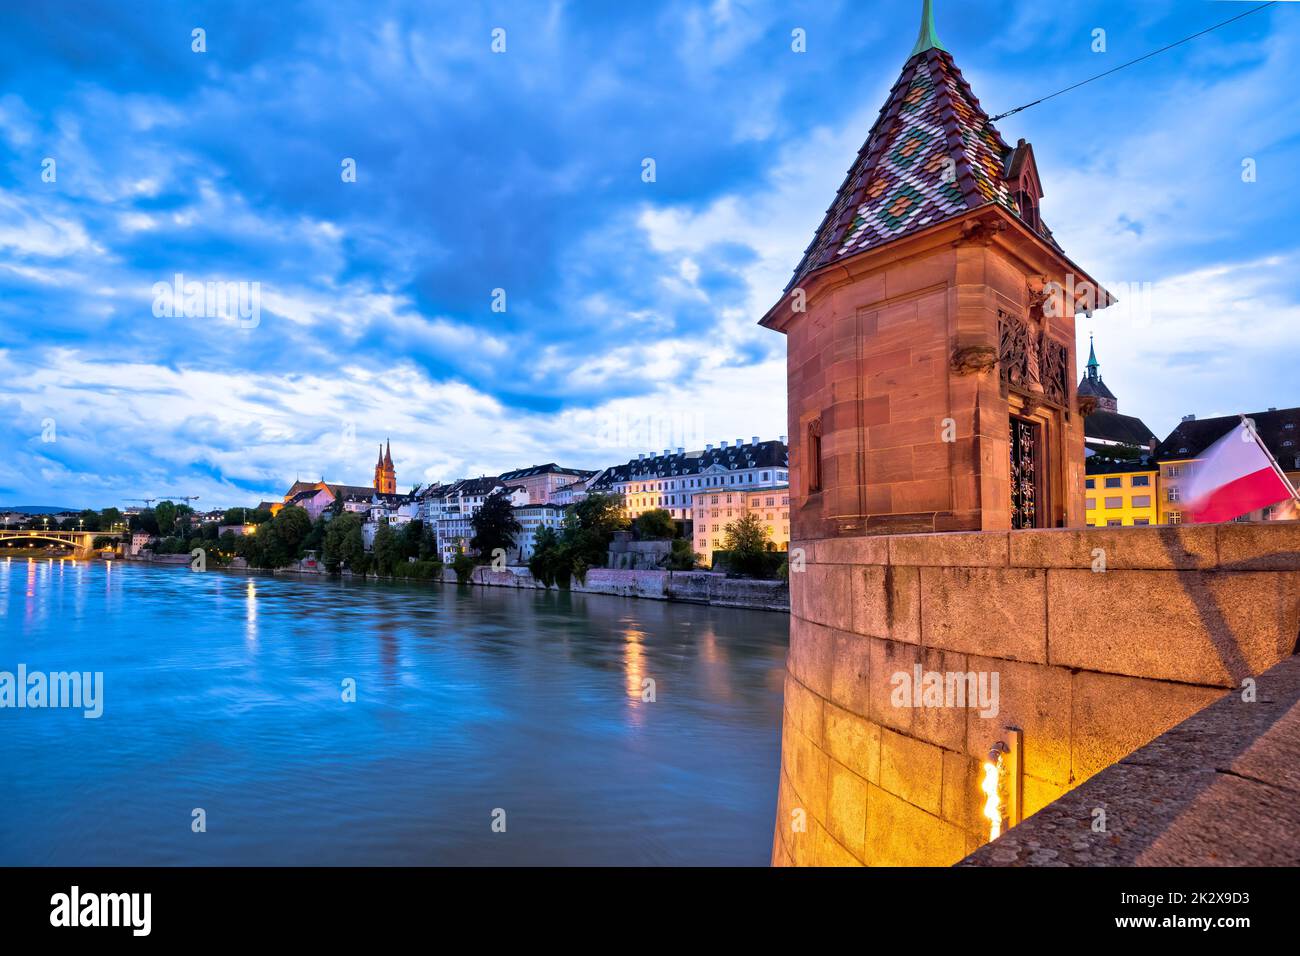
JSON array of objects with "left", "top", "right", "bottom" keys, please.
[{"left": 1010, "top": 417, "right": 1040, "bottom": 529}]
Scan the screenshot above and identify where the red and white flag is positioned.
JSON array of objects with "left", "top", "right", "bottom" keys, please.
[{"left": 1183, "top": 418, "right": 1299, "bottom": 523}]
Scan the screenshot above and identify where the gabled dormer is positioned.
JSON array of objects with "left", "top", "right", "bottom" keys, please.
[{"left": 1004, "top": 138, "right": 1044, "bottom": 235}]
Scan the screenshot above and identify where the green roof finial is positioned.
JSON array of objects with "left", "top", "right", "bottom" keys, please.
[
  {"left": 1086, "top": 333, "right": 1099, "bottom": 369},
  {"left": 910, "top": 0, "right": 947, "bottom": 57}
]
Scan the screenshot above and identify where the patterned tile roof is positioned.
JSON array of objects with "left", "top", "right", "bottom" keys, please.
[{"left": 786, "top": 47, "right": 1053, "bottom": 293}]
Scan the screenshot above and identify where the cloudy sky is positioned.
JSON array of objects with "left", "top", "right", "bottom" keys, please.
[{"left": 1, "top": 0, "right": 1296, "bottom": 509}]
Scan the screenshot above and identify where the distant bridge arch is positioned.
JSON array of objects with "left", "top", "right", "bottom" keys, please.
[{"left": 0, "top": 529, "right": 118, "bottom": 555}]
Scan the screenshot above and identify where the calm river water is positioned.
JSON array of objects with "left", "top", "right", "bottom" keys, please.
[{"left": 0, "top": 558, "right": 788, "bottom": 865}]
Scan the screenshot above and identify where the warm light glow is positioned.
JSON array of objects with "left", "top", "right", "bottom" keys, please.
[
  {"left": 980, "top": 759, "right": 1002, "bottom": 842},
  {"left": 245, "top": 581, "right": 258, "bottom": 641}
]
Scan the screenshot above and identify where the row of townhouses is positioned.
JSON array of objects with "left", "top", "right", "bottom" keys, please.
[{"left": 266, "top": 439, "right": 791, "bottom": 567}]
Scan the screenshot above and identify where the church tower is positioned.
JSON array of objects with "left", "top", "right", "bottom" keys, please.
[
  {"left": 1077, "top": 334, "right": 1118, "bottom": 413},
  {"left": 374, "top": 440, "right": 397, "bottom": 495},
  {"left": 760, "top": 0, "right": 1113, "bottom": 535}
]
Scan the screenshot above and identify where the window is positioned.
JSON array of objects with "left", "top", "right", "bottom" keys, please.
[
  {"left": 1104, "top": 477, "right": 1121, "bottom": 489},
  {"left": 1166, "top": 465, "right": 1180, "bottom": 478},
  {"left": 1134, "top": 518, "right": 1150, "bottom": 526},
  {"left": 1131, "top": 475, "right": 1150, "bottom": 487},
  {"left": 1085, "top": 498, "right": 1096, "bottom": 511},
  {"left": 1132, "top": 495, "right": 1151, "bottom": 508},
  {"left": 1167, "top": 488, "right": 1180, "bottom": 502},
  {"left": 1107, "top": 519, "right": 1122, "bottom": 526},
  {"left": 1169, "top": 512, "right": 1182, "bottom": 524},
  {"left": 807, "top": 420, "right": 823, "bottom": 493},
  {"left": 1085, "top": 478, "right": 1095, "bottom": 489},
  {"left": 1104, "top": 496, "right": 1123, "bottom": 509}
]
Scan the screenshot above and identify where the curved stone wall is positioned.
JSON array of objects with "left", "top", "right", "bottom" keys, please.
[{"left": 772, "top": 522, "right": 1300, "bottom": 866}]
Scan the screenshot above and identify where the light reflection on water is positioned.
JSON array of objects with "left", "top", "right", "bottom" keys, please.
[{"left": 0, "top": 561, "right": 788, "bottom": 865}]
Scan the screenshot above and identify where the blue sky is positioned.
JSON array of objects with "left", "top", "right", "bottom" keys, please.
[{"left": 1, "top": 0, "right": 1297, "bottom": 509}]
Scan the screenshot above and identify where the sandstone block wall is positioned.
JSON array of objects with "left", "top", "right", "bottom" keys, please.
[{"left": 772, "top": 522, "right": 1300, "bottom": 866}]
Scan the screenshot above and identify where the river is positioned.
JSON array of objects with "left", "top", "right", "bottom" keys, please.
[{"left": 0, "top": 557, "right": 788, "bottom": 865}]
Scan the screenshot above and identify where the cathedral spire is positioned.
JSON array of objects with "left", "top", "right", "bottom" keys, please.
[
  {"left": 910, "top": 0, "right": 947, "bottom": 58},
  {"left": 1086, "top": 334, "right": 1100, "bottom": 380}
]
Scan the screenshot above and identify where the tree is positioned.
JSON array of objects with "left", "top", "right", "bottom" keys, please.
[
  {"left": 634, "top": 508, "right": 675, "bottom": 540},
  {"left": 564, "top": 491, "right": 628, "bottom": 567},
  {"left": 373, "top": 520, "right": 401, "bottom": 576},
  {"left": 526, "top": 492, "right": 631, "bottom": 588},
  {"left": 257, "top": 505, "right": 311, "bottom": 568},
  {"left": 470, "top": 492, "right": 522, "bottom": 562},
  {"left": 723, "top": 512, "right": 771, "bottom": 578},
  {"left": 323, "top": 512, "right": 366, "bottom": 572},
  {"left": 99, "top": 507, "right": 124, "bottom": 531},
  {"left": 400, "top": 519, "right": 425, "bottom": 561},
  {"left": 665, "top": 538, "right": 698, "bottom": 570},
  {"left": 724, "top": 512, "right": 767, "bottom": 553},
  {"left": 134, "top": 509, "right": 160, "bottom": 536},
  {"left": 154, "top": 500, "right": 177, "bottom": 536}
]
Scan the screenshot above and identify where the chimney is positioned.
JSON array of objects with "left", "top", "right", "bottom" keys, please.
[
  {"left": 780, "top": 435, "right": 787, "bottom": 445},
  {"left": 736, "top": 438, "right": 743, "bottom": 447},
  {"left": 1181, "top": 414, "right": 1196, "bottom": 422},
  {"left": 720, "top": 441, "right": 728, "bottom": 449},
  {"left": 751, "top": 436, "right": 759, "bottom": 446},
  {"left": 706, "top": 443, "right": 713, "bottom": 451},
  {"left": 638, "top": 453, "right": 645, "bottom": 461},
  {"left": 677, "top": 447, "right": 684, "bottom": 455},
  {"left": 663, "top": 448, "right": 670, "bottom": 456}
]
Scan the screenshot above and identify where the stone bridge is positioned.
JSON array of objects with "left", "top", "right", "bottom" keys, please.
[{"left": 0, "top": 529, "right": 115, "bottom": 557}]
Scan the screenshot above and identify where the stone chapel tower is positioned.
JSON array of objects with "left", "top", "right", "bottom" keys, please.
[{"left": 760, "top": 0, "right": 1112, "bottom": 537}]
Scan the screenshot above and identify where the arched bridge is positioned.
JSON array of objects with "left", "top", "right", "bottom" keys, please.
[{"left": 0, "top": 529, "right": 119, "bottom": 556}]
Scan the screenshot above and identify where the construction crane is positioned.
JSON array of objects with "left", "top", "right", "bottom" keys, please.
[{"left": 125, "top": 495, "right": 199, "bottom": 506}]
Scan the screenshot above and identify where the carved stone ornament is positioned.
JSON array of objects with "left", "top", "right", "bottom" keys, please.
[
  {"left": 950, "top": 345, "right": 998, "bottom": 376},
  {"left": 955, "top": 217, "right": 1008, "bottom": 247}
]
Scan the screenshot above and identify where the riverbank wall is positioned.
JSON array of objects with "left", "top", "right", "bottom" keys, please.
[{"left": 121, "top": 554, "right": 789, "bottom": 612}]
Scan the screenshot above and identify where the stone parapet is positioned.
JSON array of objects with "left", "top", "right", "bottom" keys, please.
[{"left": 773, "top": 523, "right": 1300, "bottom": 867}]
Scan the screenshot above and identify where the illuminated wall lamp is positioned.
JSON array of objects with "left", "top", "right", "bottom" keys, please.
[{"left": 980, "top": 727, "right": 1023, "bottom": 843}]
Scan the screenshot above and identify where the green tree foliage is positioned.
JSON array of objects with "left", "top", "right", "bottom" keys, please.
[
  {"left": 249, "top": 505, "right": 312, "bottom": 568},
  {"left": 721, "top": 512, "right": 773, "bottom": 578},
  {"left": 451, "top": 550, "right": 476, "bottom": 584},
  {"left": 527, "top": 526, "right": 564, "bottom": 586},
  {"left": 372, "top": 520, "right": 402, "bottom": 576},
  {"left": 323, "top": 512, "right": 366, "bottom": 572},
  {"left": 400, "top": 519, "right": 425, "bottom": 562},
  {"left": 98, "top": 507, "right": 124, "bottom": 531},
  {"left": 469, "top": 492, "right": 522, "bottom": 562},
  {"left": 154, "top": 501, "right": 177, "bottom": 536},
  {"left": 418, "top": 521, "right": 437, "bottom": 561},
  {"left": 527, "top": 492, "right": 629, "bottom": 588},
  {"left": 133, "top": 508, "right": 160, "bottom": 536},
  {"left": 633, "top": 508, "right": 675, "bottom": 540},
  {"left": 665, "top": 538, "right": 698, "bottom": 570}
]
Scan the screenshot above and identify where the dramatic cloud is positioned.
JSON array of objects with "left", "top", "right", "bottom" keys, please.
[{"left": 0, "top": 1, "right": 1295, "bottom": 507}]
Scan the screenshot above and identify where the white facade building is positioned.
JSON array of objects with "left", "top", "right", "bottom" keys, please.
[{"left": 589, "top": 437, "right": 789, "bottom": 523}]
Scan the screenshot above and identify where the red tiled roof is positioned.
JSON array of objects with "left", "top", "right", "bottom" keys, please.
[{"left": 786, "top": 47, "right": 1050, "bottom": 293}]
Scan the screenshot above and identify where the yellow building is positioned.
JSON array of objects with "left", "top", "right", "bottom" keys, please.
[
  {"left": 1079, "top": 337, "right": 1160, "bottom": 526},
  {"left": 1084, "top": 463, "right": 1158, "bottom": 527},
  {"left": 691, "top": 485, "right": 789, "bottom": 565}
]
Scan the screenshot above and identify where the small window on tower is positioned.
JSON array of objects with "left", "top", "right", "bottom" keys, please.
[{"left": 807, "top": 419, "right": 823, "bottom": 494}]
